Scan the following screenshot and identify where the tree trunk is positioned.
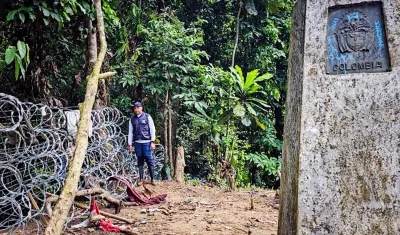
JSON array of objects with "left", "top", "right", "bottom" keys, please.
[
  {"left": 163, "top": 89, "right": 169, "bottom": 167},
  {"left": 224, "top": 3, "right": 242, "bottom": 162},
  {"left": 44, "top": 1, "right": 115, "bottom": 234},
  {"left": 174, "top": 146, "right": 185, "bottom": 183},
  {"left": 86, "top": 18, "right": 97, "bottom": 75},
  {"left": 168, "top": 97, "right": 174, "bottom": 177}
]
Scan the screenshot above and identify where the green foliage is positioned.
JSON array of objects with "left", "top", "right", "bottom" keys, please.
[
  {"left": 184, "top": 174, "right": 202, "bottom": 186},
  {"left": 4, "top": 41, "right": 30, "bottom": 80},
  {"left": 0, "top": 0, "right": 294, "bottom": 189},
  {"left": 246, "top": 153, "right": 281, "bottom": 176}
]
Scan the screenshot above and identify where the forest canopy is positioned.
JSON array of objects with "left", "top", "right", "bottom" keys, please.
[{"left": 0, "top": 0, "right": 294, "bottom": 188}]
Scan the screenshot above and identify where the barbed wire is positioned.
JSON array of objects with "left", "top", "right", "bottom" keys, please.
[{"left": 0, "top": 93, "right": 164, "bottom": 233}]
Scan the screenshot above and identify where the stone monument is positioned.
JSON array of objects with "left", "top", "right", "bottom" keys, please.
[{"left": 279, "top": 0, "right": 400, "bottom": 234}]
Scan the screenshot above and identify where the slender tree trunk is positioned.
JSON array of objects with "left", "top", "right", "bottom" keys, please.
[
  {"left": 163, "top": 89, "right": 169, "bottom": 167},
  {"left": 231, "top": 3, "right": 242, "bottom": 68},
  {"left": 168, "top": 97, "right": 174, "bottom": 177},
  {"left": 224, "top": 3, "right": 242, "bottom": 162},
  {"left": 44, "top": 1, "right": 115, "bottom": 234},
  {"left": 86, "top": 18, "right": 97, "bottom": 75}
]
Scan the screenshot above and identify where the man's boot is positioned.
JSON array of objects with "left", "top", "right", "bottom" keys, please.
[
  {"left": 138, "top": 166, "right": 144, "bottom": 186},
  {"left": 149, "top": 166, "right": 156, "bottom": 185}
]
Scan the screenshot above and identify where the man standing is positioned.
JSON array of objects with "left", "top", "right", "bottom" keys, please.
[{"left": 128, "top": 101, "right": 156, "bottom": 186}]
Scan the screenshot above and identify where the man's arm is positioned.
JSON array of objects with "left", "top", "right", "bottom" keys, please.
[
  {"left": 128, "top": 118, "right": 133, "bottom": 145},
  {"left": 148, "top": 115, "right": 156, "bottom": 142}
]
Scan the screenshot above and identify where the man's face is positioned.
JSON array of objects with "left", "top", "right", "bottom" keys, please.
[{"left": 134, "top": 106, "right": 143, "bottom": 115}]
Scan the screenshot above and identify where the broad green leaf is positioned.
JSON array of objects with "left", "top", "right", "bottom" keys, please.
[
  {"left": 65, "top": 6, "right": 73, "bottom": 15},
  {"left": 77, "top": 3, "right": 86, "bottom": 14},
  {"left": 25, "top": 44, "right": 30, "bottom": 64},
  {"left": 272, "top": 88, "right": 280, "bottom": 101},
  {"left": 241, "top": 117, "right": 251, "bottom": 126},
  {"left": 7, "top": 10, "right": 17, "bottom": 21},
  {"left": 248, "top": 98, "right": 270, "bottom": 108},
  {"left": 233, "top": 103, "right": 246, "bottom": 117},
  {"left": 43, "top": 18, "right": 49, "bottom": 25},
  {"left": 245, "top": 84, "right": 262, "bottom": 94},
  {"left": 194, "top": 105, "right": 211, "bottom": 120},
  {"left": 245, "top": 103, "right": 257, "bottom": 116},
  {"left": 255, "top": 118, "right": 266, "bottom": 130},
  {"left": 15, "top": 55, "right": 25, "bottom": 78},
  {"left": 244, "top": 69, "right": 259, "bottom": 90},
  {"left": 18, "top": 12, "right": 25, "bottom": 23},
  {"left": 234, "top": 65, "right": 244, "bottom": 82},
  {"left": 187, "top": 111, "right": 204, "bottom": 120},
  {"left": 17, "top": 41, "right": 26, "bottom": 58},
  {"left": 5, "top": 46, "right": 16, "bottom": 65},
  {"left": 51, "top": 12, "right": 62, "bottom": 22},
  {"left": 254, "top": 72, "right": 273, "bottom": 83},
  {"left": 15, "top": 58, "right": 20, "bottom": 80},
  {"left": 82, "top": 1, "right": 91, "bottom": 11},
  {"left": 28, "top": 12, "right": 36, "bottom": 21},
  {"left": 42, "top": 7, "right": 50, "bottom": 17}
]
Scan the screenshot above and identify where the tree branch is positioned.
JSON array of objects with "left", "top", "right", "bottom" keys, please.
[
  {"left": 99, "top": 71, "right": 116, "bottom": 79},
  {"left": 44, "top": 1, "right": 110, "bottom": 234}
]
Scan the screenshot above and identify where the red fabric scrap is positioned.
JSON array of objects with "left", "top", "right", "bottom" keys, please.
[
  {"left": 99, "top": 220, "right": 121, "bottom": 232},
  {"left": 89, "top": 198, "right": 121, "bottom": 232},
  {"left": 108, "top": 176, "right": 167, "bottom": 205}
]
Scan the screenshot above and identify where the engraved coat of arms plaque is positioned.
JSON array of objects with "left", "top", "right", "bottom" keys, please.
[{"left": 326, "top": 2, "right": 390, "bottom": 74}]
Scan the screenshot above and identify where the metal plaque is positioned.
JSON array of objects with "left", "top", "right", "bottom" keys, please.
[{"left": 326, "top": 2, "right": 391, "bottom": 74}]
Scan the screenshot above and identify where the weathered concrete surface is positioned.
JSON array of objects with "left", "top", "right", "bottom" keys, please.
[
  {"left": 279, "top": 0, "right": 400, "bottom": 234},
  {"left": 278, "top": 0, "right": 306, "bottom": 234}
]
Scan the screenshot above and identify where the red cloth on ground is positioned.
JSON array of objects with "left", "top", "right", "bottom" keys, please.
[
  {"left": 108, "top": 176, "right": 167, "bottom": 205},
  {"left": 99, "top": 220, "right": 121, "bottom": 232},
  {"left": 89, "top": 199, "right": 121, "bottom": 232}
]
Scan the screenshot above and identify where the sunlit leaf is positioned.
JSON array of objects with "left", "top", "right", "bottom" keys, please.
[
  {"left": 5, "top": 46, "right": 16, "bottom": 65},
  {"left": 6, "top": 10, "right": 17, "bottom": 21},
  {"left": 42, "top": 7, "right": 50, "bottom": 17},
  {"left": 43, "top": 18, "right": 50, "bottom": 25},
  {"left": 244, "top": 69, "right": 259, "bottom": 90},
  {"left": 255, "top": 118, "right": 266, "bottom": 130},
  {"left": 241, "top": 117, "right": 251, "bottom": 126},
  {"left": 233, "top": 103, "right": 245, "bottom": 117},
  {"left": 18, "top": 12, "right": 25, "bottom": 23},
  {"left": 17, "top": 41, "right": 26, "bottom": 58},
  {"left": 245, "top": 103, "right": 257, "bottom": 116}
]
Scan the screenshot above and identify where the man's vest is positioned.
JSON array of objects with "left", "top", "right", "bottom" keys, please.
[{"left": 131, "top": 113, "right": 151, "bottom": 141}]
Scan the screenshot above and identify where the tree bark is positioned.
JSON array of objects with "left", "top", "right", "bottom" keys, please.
[
  {"left": 86, "top": 18, "right": 97, "bottom": 75},
  {"left": 44, "top": 1, "right": 115, "bottom": 234},
  {"left": 168, "top": 97, "right": 174, "bottom": 176},
  {"left": 224, "top": 3, "right": 242, "bottom": 163},
  {"left": 174, "top": 146, "right": 185, "bottom": 183},
  {"left": 163, "top": 89, "right": 169, "bottom": 167}
]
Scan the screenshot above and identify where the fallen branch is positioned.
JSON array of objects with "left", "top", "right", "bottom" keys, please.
[
  {"left": 74, "top": 202, "right": 134, "bottom": 224},
  {"left": 45, "top": 187, "right": 122, "bottom": 216},
  {"left": 28, "top": 191, "right": 49, "bottom": 225}
]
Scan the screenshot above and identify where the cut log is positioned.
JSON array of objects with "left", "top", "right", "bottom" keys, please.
[{"left": 174, "top": 146, "right": 185, "bottom": 183}]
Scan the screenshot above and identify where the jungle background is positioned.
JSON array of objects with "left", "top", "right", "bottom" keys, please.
[{"left": 0, "top": 0, "right": 294, "bottom": 189}]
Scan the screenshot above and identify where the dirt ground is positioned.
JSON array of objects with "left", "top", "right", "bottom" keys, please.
[
  {"left": 12, "top": 181, "right": 279, "bottom": 235},
  {"left": 65, "top": 181, "right": 280, "bottom": 235}
]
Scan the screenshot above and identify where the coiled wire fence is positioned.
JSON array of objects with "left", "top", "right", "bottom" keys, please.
[{"left": 0, "top": 93, "right": 164, "bottom": 234}]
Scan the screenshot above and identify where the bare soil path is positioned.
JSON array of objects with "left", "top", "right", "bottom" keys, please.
[
  {"left": 70, "top": 181, "right": 279, "bottom": 235},
  {"left": 16, "top": 181, "right": 279, "bottom": 235}
]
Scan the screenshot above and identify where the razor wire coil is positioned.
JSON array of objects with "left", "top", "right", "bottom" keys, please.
[{"left": 0, "top": 93, "right": 165, "bottom": 233}]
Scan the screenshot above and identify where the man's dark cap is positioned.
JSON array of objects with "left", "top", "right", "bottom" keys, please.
[{"left": 131, "top": 101, "right": 143, "bottom": 107}]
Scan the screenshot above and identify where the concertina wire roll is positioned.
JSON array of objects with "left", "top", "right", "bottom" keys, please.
[{"left": 0, "top": 93, "right": 164, "bottom": 234}]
